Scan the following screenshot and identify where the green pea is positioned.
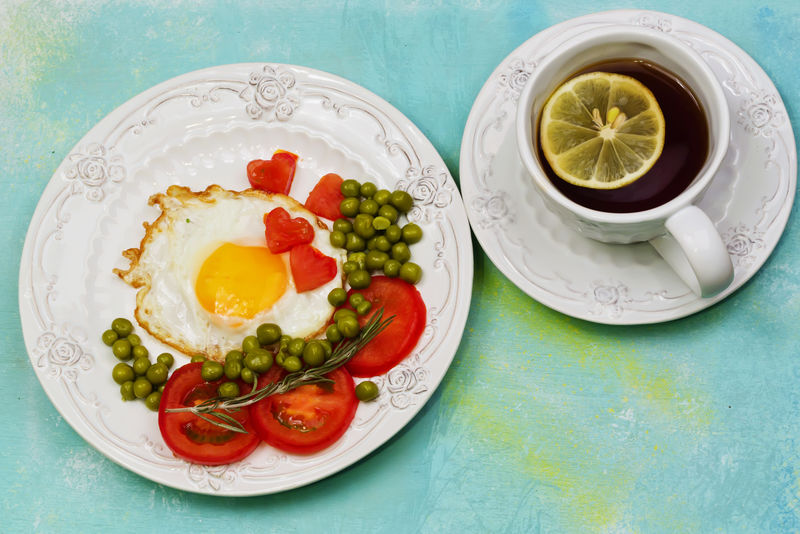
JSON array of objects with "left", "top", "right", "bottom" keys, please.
[
  {"left": 191, "top": 354, "right": 206, "bottom": 363},
  {"left": 132, "top": 357, "right": 150, "bottom": 376},
  {"left": 218, "top": 381, "right": 240, "bottom": 398},
  {"left": 390, "top": 190, "right": 414, "bottom": 212},
  {"left": 156, "top": 352, "right": 174, "bottom": 369},
  {"left": 328, "top": 287, "right": 348, "bottom": 307},
  {"left": 366, "top": 236, "right": 379, "bottom": 250},
  {"left": 224, "top": 360, "right": 243, "bottom": 380},
  {"left": 332, "top": 218, "right": 353, "bottom": 234},
  {"left": 146, "top": 362, "right": 169, "bottom": 385},
  {"left": 242, "top": 335, "right": 260, "bottom": 353},
  {"left": 133, "top": 377, "right": 152, "bottom": 399},
  {"left": 353, "top": 214, "right": 376, "bottom": 239},
  {"left": 102, "top": 329, "right": 118, "bottom": 346},
  {"left": 359, "top": 199, "right": 379, "bottom": 216},
  {"left": 320, "top": 340, "right": 333, "bottom": 359},
  {"left": 356, "top": 301, "right": 372, "bottom": 316},
  {"left": 287, "top": 338, "right": 306, "bottom": 356},
  {"left": 111, "top": 339, "right": 132, "bottom": 361},
  {"left": 349, "top": 293, "right": 365, "bottom": 307},
  {"left": 360, "top": 181, "right": 378, "bottom": 198},
  {"left": 145, "top": 391, "right": 162, "bottom": 411},
  {"left": 127, "top": 333, "right": 141, "bottom": 347},
  {"left": 330, "top": 230, "right": 346, "bottom": 248},
  {"left": 257, "top": 323, "right": 282, "bottom": 346},
  {"left": 348, "top": 269, "right": 371, "bottom": 289},
  {"left": 341, "top": 179, "right": 361, "bottom": 198},
  {"left": 132, "top": 345, "right": 149, "bottom": 359},
  {"left": 391, "top": 242, "right": 411, "bottom": 263},
  {"left": 302, "top": 341, "right": 326, "bottom": 367},
  {"left": 399, "top": 261, "right": 423, "bottom": 284},
  {"left": 240, "top": 367, "right": 256, "bottom": 384},
  {"left": 365, "top": 250, "right": 389, "bottom": 271},
  {"left": 348, "top": 251, "right": 367, "bottom": 270},
  {"left": 373, "top": 189, "right": 391, "bottom": 205},
  {"left": 283, "top": 356, "right": 303, "bottom": 373},
  {"left": 343, "top": 260, "right": 358, "bottom": 274},
  {"left": 401, "top": 223, "right": 423, "bottom": 244},
  {"left": 378, "top": 204, "right": 399, "bottom": 224},
  {"left": 383, "top": 259, "right": 401, "bottom": 277},
  {"left": 345, "top": 232, "right": 366, "bottom": 251},
  {"left": 244, "top": 348, "right": 274, "bottom": 373},
  {"left": 337, "top": 316, "right": 360, "bottom": 339},
  {"left": 355, "top": 380, "right": 380, "bottom": 401},
  {"left": 111, "top": 317, "right": 133, "bottom": 337},
  {"left": 340, "top": 197, "right": 360, "bottom": 217},
  {"left": 385, "top": 224, "right": 402, "bottom": 243},
  {"left": 372, "top": 216, "right": 391, "bottom": 231},
  {"left": 275, "top": 350, "right": 287, "bottom": 366},
  {"left": 334, "top": 308, "right": 357, "bottom": 322},
  {"left": 279, "top": 335, "right": 291, "bottom": 351},
  {"left": 225, "top": 350, "right": 244, "bottom": 364},
  {"left": 120, "top": 381, "right": 136, "bottom": 401},
  {"left": 326, "top": 324, "right": 343, "bottom": 343},
  {"left": 375, "top": 236, "right": 392, "bottom": 252},
  {"left": 112, "top": 363, "right": 135, "bottom": 385}
]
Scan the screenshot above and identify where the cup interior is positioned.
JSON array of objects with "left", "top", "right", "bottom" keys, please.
[{"left": 518, "top": 27, "right": 730, "bottom": 220}]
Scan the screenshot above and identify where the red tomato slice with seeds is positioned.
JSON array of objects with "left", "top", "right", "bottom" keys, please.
[
  {"left": 305, "top": 173, "right": 345, "bottom": 220},
  {"left": 247, "top": 151, "right": 298, "bottom": 194},
  {"left": 250, "top": 366, "right": 358, "bottom": 454},
  {"left": 343, "top": 276, "right": 426, "bottom": 377},
  {"left": 158, "top": 362, "right": 260, "bottom": 465},
  {"left": 263, "top": 207, "right": 315, "bottom": 254},
  {"left": 290, "top": 244, "right": 338, "bottom": 292}
]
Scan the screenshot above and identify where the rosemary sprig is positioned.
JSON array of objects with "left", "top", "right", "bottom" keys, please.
[{"left": 166, "top": 308, "right": 393, "bottom": 433}]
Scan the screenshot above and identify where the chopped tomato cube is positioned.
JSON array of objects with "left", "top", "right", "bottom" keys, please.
[
  {"left": 247, "top": 151, "right": 298, "bottom": 194},
  {"left": 263, "top": 207, "right": 315, "bottom": 254},
  {"left": 305, "top": 173, "right": 345, "bottom": 220},
  {"left": 290, "top": 244, "right": 338, "bottom": 292}
]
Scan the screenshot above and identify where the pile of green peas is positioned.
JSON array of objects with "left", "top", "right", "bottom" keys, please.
[
  {"left": 195, "top": 322, "right": 335, "bottom": 395},
  {"left": 325, "top": 289, "right": 372, "bottom": 342},
  {"left": 330, "top": 179, "right": 423, "bottom": 287},
  {"left": 102, "top": 318, "right": 175, "bottom": 411}
]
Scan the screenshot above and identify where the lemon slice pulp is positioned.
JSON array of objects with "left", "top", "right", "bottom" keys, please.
[{"left": 539, "top": 71, "right": 666, "bottom": 189}]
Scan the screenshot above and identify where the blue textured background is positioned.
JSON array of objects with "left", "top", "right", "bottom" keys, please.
[{"left": 2, "top": 1, "right": 799, "bottom": 532}]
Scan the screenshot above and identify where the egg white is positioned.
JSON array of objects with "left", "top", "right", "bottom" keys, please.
[{"left": 115, "top": 185, "right": 345, "bottom": 361}]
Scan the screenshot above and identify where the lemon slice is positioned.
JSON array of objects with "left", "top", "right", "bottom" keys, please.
[{"left": 539, "top": 72, "right": 666, "bottom": 189}]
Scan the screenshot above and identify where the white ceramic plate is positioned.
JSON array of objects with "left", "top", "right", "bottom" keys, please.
[
  {"left": 460, "top": 10, "right": 796, "bottom": 324},
  {"left": 19, "top": 64, "right": 472, "bottom": 495}
]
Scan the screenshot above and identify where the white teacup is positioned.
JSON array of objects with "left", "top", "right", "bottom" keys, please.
[{"left": 515, "top": 26, "right": 733, "bottom": 298}]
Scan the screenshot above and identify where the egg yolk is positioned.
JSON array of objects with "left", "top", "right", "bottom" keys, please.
[{"left": 195, "top": 243, "right": 287, "bottom": 320}]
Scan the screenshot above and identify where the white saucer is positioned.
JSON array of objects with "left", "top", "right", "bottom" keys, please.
[{"left": 460, "top": 9, "right": 796, "bottom": 324}]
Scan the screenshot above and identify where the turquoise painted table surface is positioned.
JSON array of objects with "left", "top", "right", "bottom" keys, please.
[{"left": 3, "top": 1, "right": 799, "bottom": 532}]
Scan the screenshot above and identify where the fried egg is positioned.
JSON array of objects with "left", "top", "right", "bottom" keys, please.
[{"left": 115, "top": 185, "right": 345, "bottom": 361}]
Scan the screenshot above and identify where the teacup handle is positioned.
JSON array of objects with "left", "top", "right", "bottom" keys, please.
[{"left": 649, "top": 206, "right": 734, "bottom": 298}]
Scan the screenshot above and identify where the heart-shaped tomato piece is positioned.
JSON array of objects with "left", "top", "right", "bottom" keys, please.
[
  {"left": 247, "top": 151, "right": 298, "bottom": 194},
  {"left": 290, "top": 244, "right": 338, "bottom": 293},
  {"left": 264, "top": 207, "right": 315, "bottom": 254}
]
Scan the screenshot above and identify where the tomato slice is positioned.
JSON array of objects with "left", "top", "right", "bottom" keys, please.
[
  {"left": 263, "top": 207, "right": 315, "bottom": 254},
  {"left": 290, "top": 244, "right": 338, "bottom": 292},
  {"left": 305, "top": 173, "right": 345, "bottom": 220},
  {"left": 343, "top": 276, "right": 426, "bottom": 377},
  {"left": 250, "top": 366, "right": 358, "bottom": 454},
  {"left": 247, "top": 151, "right": 298, "bottom": 194},
  {"left": 158, "top": 362, "right": 260, "bottom": 465}
]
